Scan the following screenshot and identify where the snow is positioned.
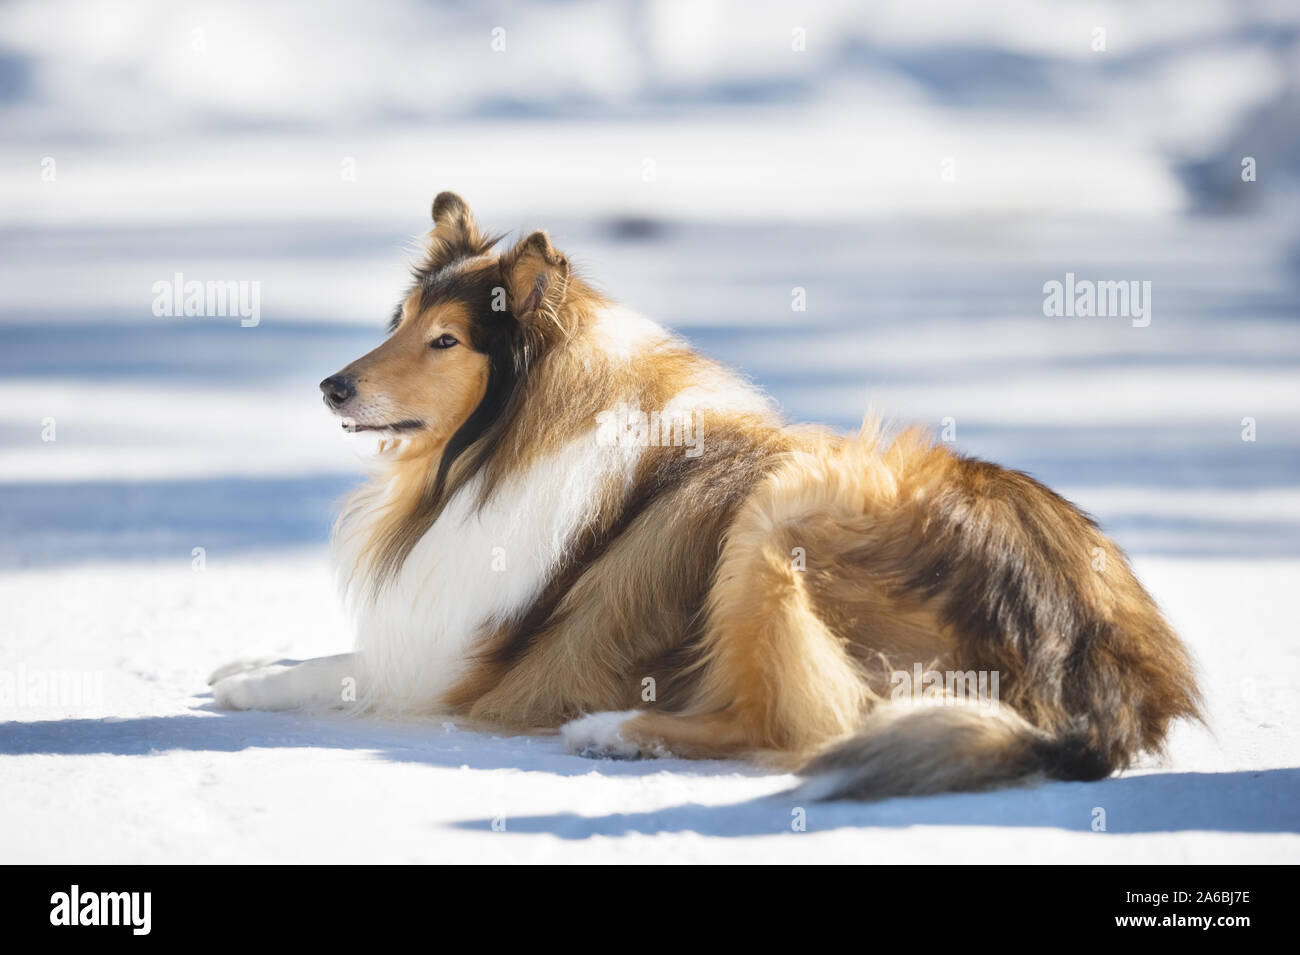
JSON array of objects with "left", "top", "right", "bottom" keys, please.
[
  {"left": 1, "top": 0, "right": 1299, "bottom": 862},
  {"left": 1, "top": 554, "right": 1297, "bottom": 863}
]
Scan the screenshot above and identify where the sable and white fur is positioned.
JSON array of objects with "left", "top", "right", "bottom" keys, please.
[{"left": 210, "top": 193, "right": 1202, "bottom": 800}]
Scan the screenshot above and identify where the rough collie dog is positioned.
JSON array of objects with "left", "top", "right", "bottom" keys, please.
[{"left": 209, "top": 192, "right": 1201, "bottom": 799}]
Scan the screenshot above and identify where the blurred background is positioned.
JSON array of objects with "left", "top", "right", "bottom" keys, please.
[{"left": 1, "top": 0, "right": 1298, "bottom": 570}]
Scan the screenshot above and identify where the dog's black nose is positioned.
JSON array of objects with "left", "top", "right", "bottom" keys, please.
[{"left": 319, "top": 374, "right": 356, "bottom": 409}]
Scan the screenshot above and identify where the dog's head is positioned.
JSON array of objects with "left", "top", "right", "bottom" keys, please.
[{"left": 319, "top": 192, "right": 575, "bottom": 447}]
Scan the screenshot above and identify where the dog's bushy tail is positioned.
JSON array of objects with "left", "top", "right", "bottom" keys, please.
[
  {"left": 798, "top": 430, "right": 1203, "bottom": 801},
  {"left": 795, "top": 702, "right": 1107, "bottom": 801}
]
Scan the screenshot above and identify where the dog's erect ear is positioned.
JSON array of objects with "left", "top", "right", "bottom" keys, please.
[
  {"left": 500, "top": 230, "right": 570, "bottom": 328},
  {"left": 432, "top": 191, "right": 473, "bottom": 231},
  {"left": 426, "top": 191, "right": 485, "bottom": 261}
]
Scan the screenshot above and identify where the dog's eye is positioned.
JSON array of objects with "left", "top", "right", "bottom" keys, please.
[{"left": 429, "top": 334, "right": 459, "bottom": 350}]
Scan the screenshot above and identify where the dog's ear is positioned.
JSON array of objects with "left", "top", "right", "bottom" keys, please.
[
  {"left": 500, "top": 230, "right": 571, "bottom": 328},
  {"left": 432, "top": 191, "right": 473, "bottom": 232},
  {"left": 426, "top": 191, "right": 485, "bottom": 261}
]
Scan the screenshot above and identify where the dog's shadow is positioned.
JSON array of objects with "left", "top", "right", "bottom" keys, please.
[
  {"left": 0, "top": 705, "right": 760, "bottom": 781},
  {"left": 452, "top": 767, "right": 1300, "bottom": 838},
  {"left": 4, "top": 706, "right": 1297, "bottom": 838}
]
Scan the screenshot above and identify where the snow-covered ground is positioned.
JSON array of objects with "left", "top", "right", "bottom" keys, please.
[
  {"left": 1, "top": 0, "right": 1298, "bottom": 862},
  {"left": 2, "top": 551, "right": 1298, "bottom": 863}
]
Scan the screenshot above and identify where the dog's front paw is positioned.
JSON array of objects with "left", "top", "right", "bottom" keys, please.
[
  {"left": 207, "top": 657, "right": 285, "bottom": 686},
  {"left": 561, "top": 710, "right": 654, "bottom": 760},
  {"left": 210, "top": 670, "right": 267, "bottom": 710},
  {"left": 210, "top": 663, "right": 294, "bottom": 711}
]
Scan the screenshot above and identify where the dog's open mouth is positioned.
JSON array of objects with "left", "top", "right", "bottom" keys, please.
[{"left": 341, "top": 419, "right": 423, "bottom": 434}]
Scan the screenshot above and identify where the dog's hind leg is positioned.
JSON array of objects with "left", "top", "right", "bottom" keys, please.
[
  {"left": 208, "top": 653, "right": 360, "bottom": 711},
  {"left": 563, "top": 452, "right": 884, "bottom": 764},
  {"left": 560, "top": 529, "right": 867, "bottom": 763}
]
